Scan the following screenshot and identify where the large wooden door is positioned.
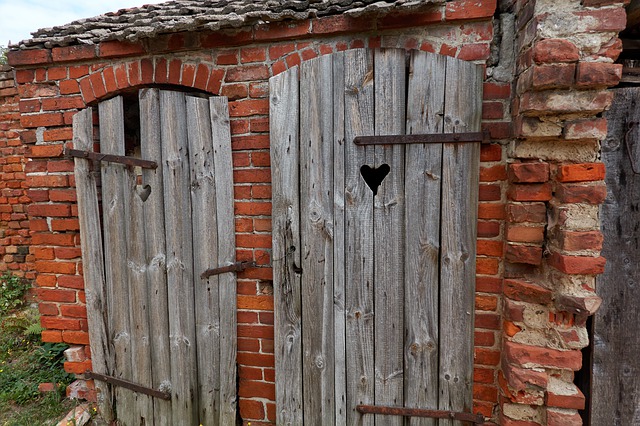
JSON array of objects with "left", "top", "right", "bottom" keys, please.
[
  {"left": 592, "top": 87, "right": 640, "bottom": 425},
  {"left": 73, "top": 89, "right": 237, "bottom": 425},
  {"left": 270, "top": 49, "right": 483, "bottom": 425}
]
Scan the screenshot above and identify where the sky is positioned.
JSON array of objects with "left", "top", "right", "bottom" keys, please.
[{"left": 0, "top": 0, "right": 166, "bottom": 46}]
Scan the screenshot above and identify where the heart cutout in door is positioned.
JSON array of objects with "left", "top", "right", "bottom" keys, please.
[{"left": 360, "top": 164, "right": 390, "bottom": 195}]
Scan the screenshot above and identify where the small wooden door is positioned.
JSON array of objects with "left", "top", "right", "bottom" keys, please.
[
  {"left": 591, "top": 87, "right": 640, "bottom": 425},
  {"left": 270, "top": 49, "right": 482, "bottom": 425},
  {"left": 73, "top": 89, "right": 237, "bottom": 425}
]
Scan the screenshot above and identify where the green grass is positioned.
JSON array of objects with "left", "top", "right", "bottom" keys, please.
[{"left": 0, "top": 273, "right": 77, "bottom": 425}]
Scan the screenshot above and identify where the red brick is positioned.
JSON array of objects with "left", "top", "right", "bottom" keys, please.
[
  {"left": 564, "top": 118, "right": 608, "bottom": 141},
  {"left": 479, "top": 184, "right": 501, "bottom": 201},
  {"left": 255, "top": 21, "right": 310, "bottom": 42},
  {"left": 530, "top": 64, "right": 575, "bottom": 89},
  {"left": 505, "top": 244, "right": 543, "bottom": 265},
  {"left": 241, "top": 47, "right": 267, "bottom": 63},
  {"left": 15, "top": 69, "right": 35, "bottom": 84},
  {"left": 547, "top": 386, "right": 585, "bottom": 410},
  {"left": 556, "top": 183, "right": 606, "bottom": 204},
  {"left": 503, "top": 363, "right": 548, "bottom": 391},
  {"left": 477, "top": 221, "right": 500, "bottom": 238},
  {"left": 476, "top": 276, "right": 502, "bottom": 293},
  {"left": 35, "top": 260, "right": 77, "bottom": 274},
  {"left": 482, "top": 102, "right": 504, "bottom": 120},
  {"left": 481, "top": 144, "right": 502, "bottom": 161},
  {"left": 229, "top": 99, "right": 269, "bottom": 117},
  {"left": 476, "top": 294, "right": 498, "bottom": 311},
  {"left": 42, "top": 330, "right": 63, "bottom": 343},
  {"left": 98, "top": 41, "right": 145, "bottom": 58},
  {"left": 239, "top": 380, "right": 275, "bottom": 399},
  {"left": 445, "top": 0, "right": 496, "bottom": 20},
  {"left": 476, "top": 257, "right": 499, "bottom": 275},
  {"left": 20, "top": 99, "right": 41, "bottom": 113},
  {"left": 27, "top": 203, "right": 70, "bottom": 217},
  {"left": 504, "top": 279, "right": 552, "bottom": 304},
  {"left": 64, "top": 360, "right": 92, "bottom": 374},
  {"left": 507, "top": 183, "right": 552, "bottom": 202},
  {"left": 478, "top": 203, "right": 505, "bottom": 219},
  {"left": 193, "top": 64, "right": 210, "bottom": 91},
  {"left": 41, "top": 316, "right": 80, "bottom": 330},
  {"left": 560, "top": 230, "right": 603, "bottom": 252},
  {"left": 52, "top": 45, "right": 96, "bottom": 62},
  {"left": 548, "top": 252, "right": 606, "bottom": 275},
  {"left": 480, "top": 165, "right": 507, "bottom": 182},
  {"left": 576, "top": 62, "right": 622, "bottom": 88},
  {"left": 547, "top": 409, "right": 582, "bottom": 426},
  {"left": 508, "top": 162, "right": 549, "bottom": 183},
  {"left": 573, "top": 8, "right": 626, "bottom": 32},
  {"left": 237, "top": 352, "right": 275, "bottom": 369},
  {"left": 474, "top": 331, "right": 496, "bottom": 347},
  {"left": 240, "top": 399, "right": 265, "bottom": 421},
  {"left": 557, "top": 162, "right": 605, "bottom": 182},
  {"left": 89, "top": 72, "right": 107, "bottom": 99},
  {"left": 483, "top": 82, "right": 510, "bottom": 100},
  {"left": 520, "top": 90, "right": 614, "bottom": 115},
  {"left": 216, "top": 50, "right": 239, "bottom": 65},
  {"left": 58, "top": 275, "right": 85, "bottom": 289},
  {"left": 7, "top": 49, "right": 52, "bottom": 66},
  {"left": 39, "top": 303, "right": 59, "bottom": 315},
  {"left": 475, "top": 348, "right": 500, "bottom": 366},
  {"left": 60, "top": 305, "right": 87, "bottom": 318},
  {"left": 458, "top": 43, "right": 491, "bottom": 61},
  {"left": 533, "top": 39, "right": 579, "bottom": 64},
  {"left": 30, "top": 145, "right": 63, "bottom": 158},
  {"left": 42, "top": 96, "right": 85, "bottom": 111},
  {"left": 477, "top": 240, "right": 503, "bottom": 257},
  {"left": 21, "top": 112, "right": 64, "bottom": 128},
  {"left": 504, "top": 341, "right": 582, "bottom": 370},
  {"left": 507, "top": 203, "right": 546, "bottom": 223},
  {"left": 221, "top": 83, "right": 249, "bottom": 100},
  {"left": 200, "top": 30, "right": 253, "bottom": 49},
  {"left": 506, "top": 226, "right": 544, "bottom": 243}
]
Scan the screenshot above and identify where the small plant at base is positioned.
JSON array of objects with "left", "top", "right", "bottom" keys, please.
[{"left": 0, "top": 274, "right": 31, "bottom": 315}]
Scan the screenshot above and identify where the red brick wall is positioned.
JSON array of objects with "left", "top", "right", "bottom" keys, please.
[
  {"left": 0, "top": 65, "right": 31, "bottom": 277},
  {"left": 3, "top": 0, "right": 623, "bottom": 424}
]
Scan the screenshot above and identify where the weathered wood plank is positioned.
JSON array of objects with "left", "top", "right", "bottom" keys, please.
[
  {"left": 123, "top": 123, "right": 154, "bottom": 424},
  {"left": 439, "top": 56, "right": 482, "bottom": 425},
  {"left": 160, "top": 90, "right": 199, "bottom": 424},
  {"left": 593, "top": 87, "right": 640, "bottom": 426},
  {"left": 72, "top": 108, "right": 114, "bottom": 422},
  {"left": 210, "top": 96, "right": 237, "bottom": 425},
  {"left": 343, "top": 48, "right": 375, "bottom": 426},
  {"left": 300, "top": 54, "right": 335, "bottom": 425},
  {"left": 139, "top": 88, "right": 172, "bottom": 425},
  {"left": 186, "top": 95, "right": 221, "bottom": 426},
  {"left": 332, "top": 51, "right": 348, "bottom": 426},
  {"left": 404, "top": 51, "right": 446, "bottom": 426},
  {"left": 99, "top": 96, "right": 135, "bottom": 425},
  {"left": 373, "top": 48, "right": 405, "bottom": 424},
  {"left": 270, "top": 67, "right": 303, "bottom": 425}
]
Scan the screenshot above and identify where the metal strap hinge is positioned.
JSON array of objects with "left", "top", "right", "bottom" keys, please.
[
  {"left": 65, "top": 148, "right": 158, "bottom": 169},
  {"left": 85, "top": 371, "right": 171, "bottom": 400},
  {"left": 356, "top": 405, "right": 485, "bottom": 424},
  {"left": 354, "top": 130, "right": 489, "bottom": 146},
  {"left": 201, "top": 261, "right": 256, "bottom": 279}
]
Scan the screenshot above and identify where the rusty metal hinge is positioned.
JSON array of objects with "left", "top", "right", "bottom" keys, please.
[
  {"left": 85, "top": 371, "right": 171, "bottom": 400},
  {"left": 201, "top": 261, "right": 256, "bottom": 279},
  {"left": 65, "top": 148, "right": 158, "bottom": 169},
  {"left": 353, "top": 130, "right": 488, "bottom": 146},
  {"left": 356, "top": 405, "right": 485, "bottom": 424}
]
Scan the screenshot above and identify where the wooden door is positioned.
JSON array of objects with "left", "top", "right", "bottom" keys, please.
[
  {"left": 72, "top": 89, "right": 237, "bottom": 425},
  {"left": 270, "top": 49, "right": 483, "bottom": 425},
  {"left": 591, "top": 87, "right": 640, "bottom": 425}
]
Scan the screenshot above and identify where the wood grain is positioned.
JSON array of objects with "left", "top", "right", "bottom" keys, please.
[
  {"left": 404, "top": 51, "right": 446, "bottom": 426},
  {"left": 270, "top": 66, "right": 303, "bottom": 425},
  {"left": 72, "top": 108, "right": 114, "bottom": 422},
  {"left": 300, "top": 54, "right": 336, "bottom": 425}
]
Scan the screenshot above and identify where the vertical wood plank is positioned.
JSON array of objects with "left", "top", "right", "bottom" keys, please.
[
  {"left": 343, "top": 48, "right": 375, "bottom": 426},
  {"left": 270, "top": 67, "right": 303, "bottom": 425},
  {"left": 73, "top": 108, "right": 114, "bottom": 422},
  {"left": 593, "top": 87, "right": 640, "bottom": 426},
  {"left": 160, "top": 90, "right": 199, "bottom": 424},
  {"left": 139, "top": 88, "right": 172, "bottom": 424},
  {"left": 186, "top": 95, "right": 220, "bottom": 426},
  {"left": 300, "top": 54, "right": 335, "bottom": 425},
  {"left": 99, "top": 96, "right": 135, "bottom": 426},
  {"left": 439, "top": 57, "right": 482, "bottom": 426},
  {"left": 404, "top": 51, "right": 446, "bottom": 426},
  {"left": 124, "top": 128, "right": 154, "bottom": 424},
  {"left": 373, "top": 48, "right": 406, "bottom": 424},
  {"left": 210, "top": 96, "right": 238, "bottom": 425},
  {"left": 332, "top": 51, "right": 348, "bottom": 426}
]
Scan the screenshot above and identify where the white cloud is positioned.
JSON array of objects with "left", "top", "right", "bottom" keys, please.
[{"left": 0, "top": 0, "right": 166, "bottom": 46}]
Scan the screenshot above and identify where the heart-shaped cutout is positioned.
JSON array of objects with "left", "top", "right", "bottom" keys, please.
[
  {"left": 136, "top": 184, "right": 152, "bottom": 202},
  {"left": 360, "top": 164, "right": 390, "bottom": 195}
]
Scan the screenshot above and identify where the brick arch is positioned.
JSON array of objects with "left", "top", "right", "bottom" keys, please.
[
  {"left": 78, "top": 58, "right": 224, "bottom": 105},
  {"left": 265, "top": 34, "right": 491, "bottom": 77}
]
